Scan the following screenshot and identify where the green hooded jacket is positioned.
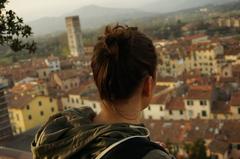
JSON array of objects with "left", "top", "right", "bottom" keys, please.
[{"left": 31, "top": 107, "right": 173, "bottom": 159}]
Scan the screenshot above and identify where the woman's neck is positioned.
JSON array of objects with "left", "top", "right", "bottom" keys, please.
[{"left": 94, "top": 100, "right": 143, "bottom": 125}]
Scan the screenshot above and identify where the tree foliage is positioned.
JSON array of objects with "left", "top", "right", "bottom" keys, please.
[{"left": 0, "top": 0, "right": 36, "bottom": 53}]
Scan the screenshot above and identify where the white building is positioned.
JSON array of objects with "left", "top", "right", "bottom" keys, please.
[
  {"left": 61, "top": 85, "right": 101, "bottom": 114},
  {"left": 45, "top": 56, "right": 61, "bottom": 72},
  {"left": 143, "top": 94, "right": 170, "bottom": 120},
  {"left": 184, "top": 86, "right": 213, "bottom": 120}
]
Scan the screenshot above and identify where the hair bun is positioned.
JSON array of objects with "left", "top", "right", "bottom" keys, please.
[{"left": 105, "top": 35, "right": 119, "bottom": 58}]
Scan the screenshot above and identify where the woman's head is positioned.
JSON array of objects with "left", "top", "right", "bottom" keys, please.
[{"left": 91, "top": 25, "right": 157, "bottom": 109}]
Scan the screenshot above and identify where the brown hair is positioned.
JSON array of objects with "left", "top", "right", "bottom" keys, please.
[{"left": 91, "top": 25, "right": 157, "bottom": 102}]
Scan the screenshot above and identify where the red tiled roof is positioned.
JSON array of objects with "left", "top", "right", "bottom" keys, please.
[
  {"left": 189, "top": 85, "right": 212, "bottom": 91},
  {"left": 230, "top": 92, "right": 240, "bottom": 106},
  {"left": 8, "top": 94, "right": 34, "bottom": 109},
  {"left": 166, "top": 97, "right": 185, "bottom": 110},
  {"left": 151, "top": 94, "right": 169, "bottom": 105},
  {"left": 185, "top": 89, "right": 212, "bottom": 100},
  {"left": 184, "top": 34, "right": 207, "bottom": 41},
  {"left": 211, "top": 101, "right": 231, "bottom": 114}
]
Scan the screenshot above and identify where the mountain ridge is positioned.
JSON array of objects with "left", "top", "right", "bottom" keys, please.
[{"left": 28, "top": 5, "right": 155, "bottom": 35}]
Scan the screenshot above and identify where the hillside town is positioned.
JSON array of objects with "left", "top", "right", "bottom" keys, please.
[{"left": 0, "top": 4, "right": 240, "bottom": 159}]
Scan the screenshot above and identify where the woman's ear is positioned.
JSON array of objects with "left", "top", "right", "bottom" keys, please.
[
  {"left": 141, "top": 76, "right": 155, "bottom": 110},
  {"left": 142, "top": 76, "right": 154, "bottom": 97}
]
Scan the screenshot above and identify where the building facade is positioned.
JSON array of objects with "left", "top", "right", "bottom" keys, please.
[
  {"left": 8, "top": 95, "right": 59, "bottom": 135},
  {"left": 0, "top": 83, "right": 12, "bottom": 142}
]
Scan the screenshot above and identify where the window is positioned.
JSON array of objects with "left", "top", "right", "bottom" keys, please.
[
  {"left": 180, "top": 110, "right": 183, "bottom": 115},
  {"left": 43, "top": 71, "right": 47, "bottom": 77},
  {"left": 72, "top": 98, "right": 75, "bottom": 103},
  {"left": 200, "top": 100, "right": 207, "bottom": 106},
  {"left": 148, "top": 107, "right": 151, "bottom": 111},
  {"left": 169, "top": 110, "right": 173, "bottom": 115},
  {"left": 188, "top": 110, "right": 193, "bottom": 118},
  {"left": 28, "top": 115, "right": 32, "bottom": 120},
  {"left": 16, "top": 114, "right": 20, "bottom": 121},
  {"left": 26, "top": 105, "right": 30, "bottom": 110},
  {"left": 38, "top": 101, "right": 42, "bottom": 106},
  {"left": 93, "top": 103, "right": 96, "bottom": 109},
  {"left": 160, "top": 107, "right": 163, "bottom": 111},
  {"left": 18, "top": 127, "right": 22, "bottom": 133},
  {"left": 12, "top": 126, "right": 16, "bottom": 134},
  {"left": 187, "top": 100, "right": 194, "bottom": 106},
  {"left": 202, "top": 110, "right": 207, "bottom": 117},
  {"left": 81, "top": 100, "right": 84, "bottom": 105},
  {"left": 40, "top": 111, "right": 44, "bottom": 116},
  {"left": 51, "top": 107, "right": 55, "bottom": 113},
  {"left": 49, "top": 98, "right": 53, "bottom": 103},
  {"left": 9, "top": 112, "right": 13, "bottom": 120},
  {"left": 76, "top": 99, "right": 79, "bottom": 103},
  {"left": 238, "top": 108, "right": 240, "bottom": 114}
]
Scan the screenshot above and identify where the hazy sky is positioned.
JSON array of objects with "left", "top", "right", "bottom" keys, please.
[{"left": 7, "top": 0, "right": 155, "bottom": 22}]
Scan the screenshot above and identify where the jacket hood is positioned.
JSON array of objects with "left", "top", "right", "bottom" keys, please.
[{"left": 31, "top": 107, "right": 148, "bottom": 159}]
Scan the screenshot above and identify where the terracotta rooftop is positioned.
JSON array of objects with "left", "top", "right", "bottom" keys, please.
[
  {"left": 165, "top": 97, "right": 185, "bottom": 110},
  {"left": 189, "top": 85, "right": 212, "bottom": 91},
  {"left": 211, "top": 101, "right": 231, "bottom": 114},
  {"left": 145, "top": 120, "right": 240, "bottom": 147},
  {"left": 184, "top": 34, "right": 207, "bottom": 41},
  {"left": 47, "top": 55, "right": 59, "bottom": 62},
  {"left": 208, "top": 140, "right": 228, "bottom": 154},
  {"left": 230, "top": 92, "right": 240, "bottom": 106},
  {"left": 55, "top": 69, "right": 82, "bottom": 80},
  {"left": 184, "top": 89, "right": 212, "bottom": 100},
  {"left": 151, "top": 94, "right": 170, "bottom": 105},
  {"left": 8, "top": 94, "right": 34, "bottom": 109}
]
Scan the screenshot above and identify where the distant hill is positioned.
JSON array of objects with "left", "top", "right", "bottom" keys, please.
[
  {"left": 28, "top": 5, "right": 155, "bottom": 35},
  {"left": 27, "top": 1, "right": 240, "bottom": 35},
  {"left": 141, "top": 0, "right": 237, "bottom": 13}
]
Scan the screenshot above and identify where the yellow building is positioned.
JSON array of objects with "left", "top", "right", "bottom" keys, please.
[
  {"left": 156, "top": 77, "right": 181, "bottom": 88},
  {"left": 189, "top": 43, "right": 224, "bottom": 75},
  {"left": 8, "top": 95, "right": 59, "bottom": 135}
]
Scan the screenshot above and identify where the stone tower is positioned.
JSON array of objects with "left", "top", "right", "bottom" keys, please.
[{"left": 65, "top": 16, "right": 84, "bottom": 57}]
